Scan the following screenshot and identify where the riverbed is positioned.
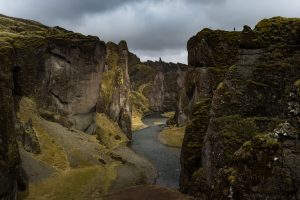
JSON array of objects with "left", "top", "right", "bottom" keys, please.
[{"left": 131, "top": 113, "right": 181, "bottom": 188}]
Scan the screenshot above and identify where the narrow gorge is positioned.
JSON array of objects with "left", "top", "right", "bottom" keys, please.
[{"left": 0, "top": 13, "right": 299, "bottom": 200}]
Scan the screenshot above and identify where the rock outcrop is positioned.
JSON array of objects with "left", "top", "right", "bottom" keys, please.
[
  {"left": 0, "top": 14, "right": 133, "bottom": 199},
  {"left": 180, "top": 17, "right": 300, "bottom": 199},
  {"left": 97, "top": 41, "right": 132, "bottom": 139},
  {"left": 129, "top": 60, "right": 189, "bottom": 114},
  {"left": 0, "top": 31, "right": 20, "bottom": 199},
  {"left": 175, "top": 28, "right": 240, "bottom": 126}
]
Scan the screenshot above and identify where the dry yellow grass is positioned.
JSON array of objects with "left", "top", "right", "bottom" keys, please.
[
  {"left": 131, "top": 107, "right": 148, "bottom": 131},
  {"left": 161, "top": 111, "right": 175, "bottom": 119},
  {"left": 158, "top": 126, "right": 186, "bottom": 148},
  {"left": 17, "top": 97, "right": 141, "bottom": 199},
  {"left": 95, "top": 113, "right": 129, "bottom": 149},
  {"left": 18, "top": 97, "right": 69, "bottom": 171},
  {"left": 25, "top": 164, "right": 118, "bottom": 200}
]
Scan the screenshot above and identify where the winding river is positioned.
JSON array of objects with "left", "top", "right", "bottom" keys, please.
[{"left": 131, "top": 113, "right": 181, "bottom": 188}]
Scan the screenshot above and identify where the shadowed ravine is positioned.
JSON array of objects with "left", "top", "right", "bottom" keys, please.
[{"left": 131, "top": 113, "right": 181, "bottom": 188}]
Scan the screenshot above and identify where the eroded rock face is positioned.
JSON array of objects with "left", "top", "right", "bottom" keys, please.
[
  {"left": 12, "top": 34, "right": 106, "bottom": 132},
  {"left": 180, "top": 17, "right": 300, "bottom": 199},
  {"left": 0, "top": 15, "right": 106, "bottom": 133},
  {"left": 187, "top": 28, "right": 240, "bottom": 68},
  {"left": 15, "top": 119, "right": 40, "bottom": 154},
  {"left": 129, "top": 60, "right": 189, "bottom": 114},
  {"left": 97, "top": 41, "right": 132, "bottom": 138},
  {"left": 174, "top": 28, "right": 241, "bottom": 127},
  {"left": 0, "top": 14, "right": 128, "bottom": 198},
  {"left": 41, "top": 38, "right": 105, "bottom": 131},
  {"left": 0, "top": 31, "right": 19, "bottom": 199}
]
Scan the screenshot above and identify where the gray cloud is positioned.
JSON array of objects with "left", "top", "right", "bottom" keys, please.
[
  {"left": 0, "top": 0, "right": 141, "bottom": 24},
  {"left": 0, "top": 0, "right": 299, "bottom": 63}
]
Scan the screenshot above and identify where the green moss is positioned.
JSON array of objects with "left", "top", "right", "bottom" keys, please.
[
  {"left": 208, "top": 66, "right": 228, "bottom": 75},
  {"left": 190, "top": 28, "right": 241, "bottom": 66},
  {"left": 129, "top": 63, "right": 156, "bottom": 90},
  {"left": 213, "top": 115, "right": 260, "bottom": 164},
  {"left": 217, "top": 115, "right": 258, "bottom": 137},
  {"left": 228, "top": 175, "right": 236, "bottom": 185},
  {"left": 217, "top": 82, "right": 225, "bottom": 90},
  {"left": 7, "top": 139, "right": 19, "bottom": 167},
  {"left": 196, "top": 28, "right": 240, "bottom": 42},
  {"left": 246, "top": 80, "right": 269, "bottom": 87},
  {"left": 255, "top": 17, "right": 299, "bottom": 32},
  {"left": 254, "top": 17, "right": 300, "bottom": 47},
  {"left": 233, "top": 134, "right": 280, "bottom": 164},
  {"left": 100, "top": 70, "right": 116, "bottom": 112},
  {"left": 0, "top": 16, "right": 46, "bottom": 32},
  {"left": 294, "top": 79, "right": 300, "bottom": 94},
  {"left": 181, "top": 98, "right": 212, "bottom": 180},
  {"left": 228, "top": 65, "right": 237, "bottom": 73},
  {"left": 130, "top": 90, "right": 150, "bottom": 115}
]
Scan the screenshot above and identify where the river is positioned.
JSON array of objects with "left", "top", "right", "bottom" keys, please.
[{"left": 131, "top": 113, "right": 181, "bottom": 188}]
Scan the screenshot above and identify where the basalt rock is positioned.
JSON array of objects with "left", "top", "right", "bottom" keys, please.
[
  {"left": 129, "top": 60, "right": 189, "bottom": 114},
  {"left": 0, "top": 15, "right": 107, "bottom": 132},
  {"left": 0, "top": 32, "right": 20, "bottom": 199},
  {"left": 97, "top": 41, "right": 132, "bottom": 138},
  {"left": 15, "top": 119, "right": 40, "bottom": 154},
  {"left": 180, "top": 17, "right": 300, "bottom": 199},
  {"left": 174, "top": 28, "right": 240, "bottom": 127},
  {"left": 187, "top": 28, "right": 240, "bottom": 68},
  {"left": 0, "top": 14, "right": 107, "bottom": 198}
]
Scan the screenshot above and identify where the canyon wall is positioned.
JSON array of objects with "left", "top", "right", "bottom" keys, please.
[
  {"left": 97, "top": 41, "right": 132, "bottom": 138},
  {"left": 0, "top": 14, "right": 132, "bottom": 199},
  {"left": 180, "top": 17, "right": 300, "bottom": 199},
  {"left": 0, "top": 29, "right": 20, "bottom": 199},
  {"left": 129, "top": 59, "right": 189, "bottom": 115}
]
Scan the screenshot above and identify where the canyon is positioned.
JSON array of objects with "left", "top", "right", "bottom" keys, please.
[{"left": 0, "top": 14, "right": 299, "bottom": 200}]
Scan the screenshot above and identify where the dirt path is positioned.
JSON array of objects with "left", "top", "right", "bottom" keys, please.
[{"left": 103, "top": 185, "right": 190, "bottom": 200}]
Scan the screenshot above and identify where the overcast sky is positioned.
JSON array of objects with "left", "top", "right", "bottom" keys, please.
[{"left": 0, "top": 0, "right": 299, "bottom": 64}]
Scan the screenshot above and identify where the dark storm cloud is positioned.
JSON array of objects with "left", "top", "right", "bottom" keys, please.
[
  {"left": 0, "top": 0, "right": 299, "bottom": 63},
  {"left": 0, "top": 0, "right": 141, "bottom": 24}
]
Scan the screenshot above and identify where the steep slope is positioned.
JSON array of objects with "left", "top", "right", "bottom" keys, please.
[
  {"left": 0, "top": 14, "right": 139, "bottom": 199},
  {"left": 98, "top": 41, "right": 132, "bottom": 139},
  {"left": 180, "top": 17, "right": 300, "bottom": 199},
  {"left": 0, "top": 30, "right": 20, "bottom": 199},
  {"left": 130, "top": 60, "right": 189, "bottom": 112},
  {"left": 129, "top": 59, "right": 190, "bottom": 130}
]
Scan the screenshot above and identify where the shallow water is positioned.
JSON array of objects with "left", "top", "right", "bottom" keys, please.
[{"left": 131, "top": 113, "right": 181, "bottom": 188}]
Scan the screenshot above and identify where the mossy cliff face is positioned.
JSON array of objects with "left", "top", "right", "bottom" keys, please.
[
  {"left": 129, "top": 60, "right": 189, "bottom": 117},
  {"left": 180, "top": 17, "right": 300, "bottom": 199},
  {"left": 0, "top": 35, "right": 20, "bottom": 199},
  {"left": 174, "top": 65, "right": 228, "bottom": 126},
  {"left": 0, "top": 14, "right": 107, "bottom": 134},
  {"left": 97, "top": 41, "right": 132, "bottom": 139},
  {"left": 187, "top": 28, "right": 240, "bottom": 68},
  {"left": 0, "top": 14, "right": 133, "bottom": 199},
  {"left": 174, "top": 26, "right": 239, "bottom": 127}
]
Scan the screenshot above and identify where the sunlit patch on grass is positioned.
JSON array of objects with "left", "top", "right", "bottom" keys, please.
[{"left": 158, "top": 126, "right": 186, "bottom": 148}]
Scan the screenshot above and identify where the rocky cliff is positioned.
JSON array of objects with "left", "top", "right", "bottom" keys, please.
[
  {"left": 129, "top": 59, "right": 189, "bottom": 114},
  {"left": 180, "top": 17, "right": 300, "bottom": 199},
  {"left": 97, "top": 41, "right": 132, "bottom": 139},
  {"left": 0, "top": 30, "right": 20, "bottom": 199},
  {"left": 0, "top": 14, "right": 133, "bottom": 199}
]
